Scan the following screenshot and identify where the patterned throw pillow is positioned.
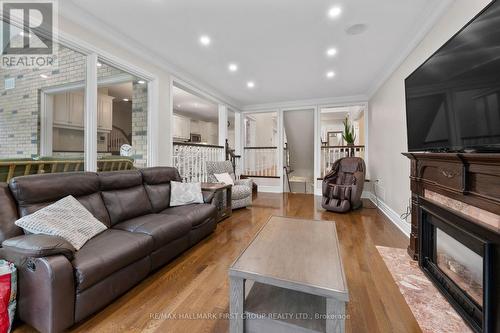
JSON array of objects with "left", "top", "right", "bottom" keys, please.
[
  {"left": 170, "top": 181, "right": 204, "bottom": 207},
  {"left": 214, "top": 172, "right": 234, "bottom": 185},
  {"left": 15, "top": 196, "right": 107, "bottom": 250}
]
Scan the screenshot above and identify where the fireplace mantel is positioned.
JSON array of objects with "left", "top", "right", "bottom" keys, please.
[
  {"left": 402, "top": 152, "right": 500, "bottom": 259},
  {"left": 403, "top": 152, "right": 500, "bottom": 333}
]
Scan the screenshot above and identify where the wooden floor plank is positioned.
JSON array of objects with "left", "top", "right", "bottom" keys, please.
[{"left": 14, "top": 193, "right": 421, "bottom": 333}]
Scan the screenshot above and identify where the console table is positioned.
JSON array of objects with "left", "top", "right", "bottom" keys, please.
[{"left": 201, "top": 182, "right": 232, "bottom": 222}]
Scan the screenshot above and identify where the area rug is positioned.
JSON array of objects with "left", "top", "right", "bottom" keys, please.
[{"left": 376, "top": 246, "right": 472, "bottom": 333}]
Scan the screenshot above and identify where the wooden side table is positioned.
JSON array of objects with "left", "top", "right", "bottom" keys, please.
[{"left": 201, "top": 182, "right": 232, "bottom": 222}]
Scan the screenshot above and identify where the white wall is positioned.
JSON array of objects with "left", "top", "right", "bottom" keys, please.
[
  {"left": 283, "top": 109, "right": 314, "bottom": 178},
  {"left": 368, "top": 0, "right": 491, "bottom": 219},
  {"left": 246, "top": 112, "right": 277, "bottom": 147}
]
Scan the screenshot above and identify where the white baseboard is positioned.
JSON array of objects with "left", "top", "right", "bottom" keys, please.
[
  {"left": 257, "top": 185, "right": 282, "bottom": 193},
  {"left": 365, "top": 192, "right": 411, "bottom": 238}
]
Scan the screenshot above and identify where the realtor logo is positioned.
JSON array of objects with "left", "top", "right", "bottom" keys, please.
[{"left": 0, "top": 0, "right": 58, "bottom": 68}]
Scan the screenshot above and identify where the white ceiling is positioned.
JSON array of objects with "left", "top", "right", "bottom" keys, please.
[
  {"left": 63, "top": 0, "right": 447, "bottom": 107},
  {"left": 173, "top": 86, "right": 219, "bottom": 122}
]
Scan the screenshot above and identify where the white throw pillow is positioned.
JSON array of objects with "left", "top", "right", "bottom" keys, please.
[
  {"left": 214, "top": 172, "right": 234, "bottom": 185},
  {"left": 170, "top": 181, "right": 204, "bottom": 207},
  {"left": 15, "top": 196, "right": 107, "bottom": 250}
]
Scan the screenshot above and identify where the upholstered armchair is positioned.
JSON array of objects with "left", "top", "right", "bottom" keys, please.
[
  {"left": 206, "top": 161, "right": 252, "bottom": 209},
  {"left": 322, "top": 157, "right": 366, "bottom": 213}
]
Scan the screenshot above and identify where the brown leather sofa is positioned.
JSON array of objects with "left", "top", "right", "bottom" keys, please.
[
  {"left": 322, "top": 157, "right": 366, "bottom": 213},
  {"left": 0, "top": 167, "right": 217, "bottom": 333}
]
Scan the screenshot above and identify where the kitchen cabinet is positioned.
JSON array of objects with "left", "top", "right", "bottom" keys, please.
[
  {"left": 98, "top": 95, "right": 114, "bottom": 131},
  {"left": 53, "top": 92, "right": 113, "bottom": 132},
  {"left": 173, "top": 114, "right": 191, "bottom": 140}
]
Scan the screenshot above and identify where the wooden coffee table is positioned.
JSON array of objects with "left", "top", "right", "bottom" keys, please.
[{"left": 228, "top": 216, "right": 349, "bottom": 333}]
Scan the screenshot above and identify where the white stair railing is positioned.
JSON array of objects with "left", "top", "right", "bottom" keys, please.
[
  {"left": 320, "top": 145, "right": 365, "bottom": 178},
  {"left": 243, "top": 147, "right": 278, "bottom": 177},
  {"left": 173, "top": 143, "right": 225, "bottom": 182}
]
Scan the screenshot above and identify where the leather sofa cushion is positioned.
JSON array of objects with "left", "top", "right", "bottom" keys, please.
[
  {"left": 77, "top": 193, "right": 112, "bottom": 227},
  {"left": 99, "top": 171, "right": 152, "bottom": 225},
  {"left": 9, "top": 172, "right": 99, "bottom": 205},
  {"left": 113, "top": 214, "right": 190, "bottom": 250},
  {"left": 161, "top": 204, "right": 217, "bottom": 228},
  {"left": 143, "top": 184, "right": 171, "bottom": 213},
  {"left": 0, "top": 183, "right": 22, "bottom": 243},
  {"left": 140, "top": 167, "right": 182, "bottom": 185},
  {"left": 140, "top": 167, "right": 182, "bottom": 213},
  {"left": 9, "top": 172, "right": 107, "bottom": 220},
  {"left": 72, "top": 229, "right": 153, "bottom": 291},
  {"left": 98, "top": 170, "right": 143, "bottom": 190},
  {"left": 101, "top": 187, "right": 152, "bottom": 226}
]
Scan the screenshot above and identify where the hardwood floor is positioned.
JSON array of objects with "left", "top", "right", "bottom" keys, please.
[{"left": 15, "top": 193, "right": 421, "bottom": 333}]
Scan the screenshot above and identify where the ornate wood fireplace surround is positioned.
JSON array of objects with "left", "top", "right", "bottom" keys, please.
[{"left": 403, "top": 153, "right": 500, "bottom": 333}]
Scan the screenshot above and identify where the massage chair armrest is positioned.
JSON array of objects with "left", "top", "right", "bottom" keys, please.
[{"left": 2, "top": 234, "right": 76, "bottom": 261}]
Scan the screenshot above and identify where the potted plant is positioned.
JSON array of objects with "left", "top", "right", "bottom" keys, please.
[{"left": 342, "top": 116, "right": 356, "bottom": 146}]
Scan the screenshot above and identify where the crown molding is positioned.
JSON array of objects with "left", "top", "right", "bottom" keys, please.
[
  {"left": 365, "top": 0, "right": 454, "bottom": 99},
  {"left": 241, "top": 94, "right": 368, "bottom": 112},
  {"left": 59, "top": 0, "right": 241, "bottom": 110}
]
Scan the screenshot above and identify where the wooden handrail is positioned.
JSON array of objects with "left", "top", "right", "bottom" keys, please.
[
  {"left": 112, "top": 125, "right": 132, "bottom": 143},
  {"left": 244, "top": 146, "right": 278, "bottom": 150},
  {"left": 321, "top": 145, "right": 365, "bottom": 149},
  {"left": 173, "top": 142, "right": 224, "bottom": 149}
]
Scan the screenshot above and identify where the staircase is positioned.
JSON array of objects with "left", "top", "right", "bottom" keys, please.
[{"left": 283, "top": 110, "right": 314, "bottom": 192}]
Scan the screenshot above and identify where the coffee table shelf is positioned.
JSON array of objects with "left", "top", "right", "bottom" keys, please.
[
  {"left": 244, "top": 281, "right": 327, "bottom": 333},
  {"left": 229, "top": 216, "right": 349, "bottom": 333}
]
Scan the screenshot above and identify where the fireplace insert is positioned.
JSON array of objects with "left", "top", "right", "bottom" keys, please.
[{"left": 419, "top": 199, "right": 500, "bottom": 333}]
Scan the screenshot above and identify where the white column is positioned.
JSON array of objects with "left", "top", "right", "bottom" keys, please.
[
  {"left": 314, "top": 106, "right": 321, "bottom": 195},
  {"left": 85, "top": 53, "right": 98, "bottom": 172},
  {"left": 234, "top": 112, "right": 242, "bottom": 155},
  {"left": 147, "top": 79, "right": 159, "bottom": 167},
  {"left": 218, "top": 104, "right": 228, "bottom": 147}
]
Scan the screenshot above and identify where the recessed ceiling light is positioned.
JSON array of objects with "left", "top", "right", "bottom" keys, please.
[
  {"left": 328, "top": 6, "right": 342, "bottom": 18},
  {"left": 247, "top": 81, "right": 255, "bottom": 88},
  {"left": 96, "top": 62, "right": 102, "bottom": 67},
  {"left": 326, "top": 48, "right": 337, "bottom": 57},
  {"left": 177, "top": 104, "right": 181, "bottom": 108},
  {"left": 194, "top": 103, "right": 199, "bottom": 107},
  {"left": 123, "top": 98, "right": 129, "bottom": 102},
  {"left": 137, "top": 80, "right": 146, "bottom": 84},
  {"left": 199, "top": 35, "right": 211, "bottom": 46},
  {"left": 39, "top": 74, "right": 48, "bottom": 79},
  {"left": 326, "top": 71, "right": 335, "bottom": 78},
  {"left": 228, "top": 63, "right": 238, "bottom": 72}
]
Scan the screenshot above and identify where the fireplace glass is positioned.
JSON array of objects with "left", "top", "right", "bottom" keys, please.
[{"left": 436, "top": 228, "right": 483, "bottom": 307}]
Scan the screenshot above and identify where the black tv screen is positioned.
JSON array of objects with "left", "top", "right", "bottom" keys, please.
[{"left": 405, "top": 0, "right": 500, "bottom": 152}]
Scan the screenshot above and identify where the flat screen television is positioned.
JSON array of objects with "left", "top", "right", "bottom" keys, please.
[{"left": 405, "top": 0, "right": 500, "bottom": 152}]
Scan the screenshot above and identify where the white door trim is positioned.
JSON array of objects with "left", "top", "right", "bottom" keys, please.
[
  {"left": 280, "top": 106, "right": 316, "bottom": 194},
  {"left": 85, "top": 53, "right": 98, "bottom": 172}
]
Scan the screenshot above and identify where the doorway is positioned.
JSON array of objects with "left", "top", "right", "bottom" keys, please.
[{"left": 282, "top": 108, "right": 315, "bottom": 193}]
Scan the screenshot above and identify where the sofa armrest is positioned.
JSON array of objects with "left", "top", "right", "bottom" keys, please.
[
  {"left": 235, "top": 178, "right": 252, "bottom": 188},
  {"left": 2, "top": 234, "right": 76, "bottom": 261},
  {"left": 202, "top": 190, "right": 215, "bottom": 204},
  {"left": 0, "top": 249, "right": 76, "bottom": 333}
]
